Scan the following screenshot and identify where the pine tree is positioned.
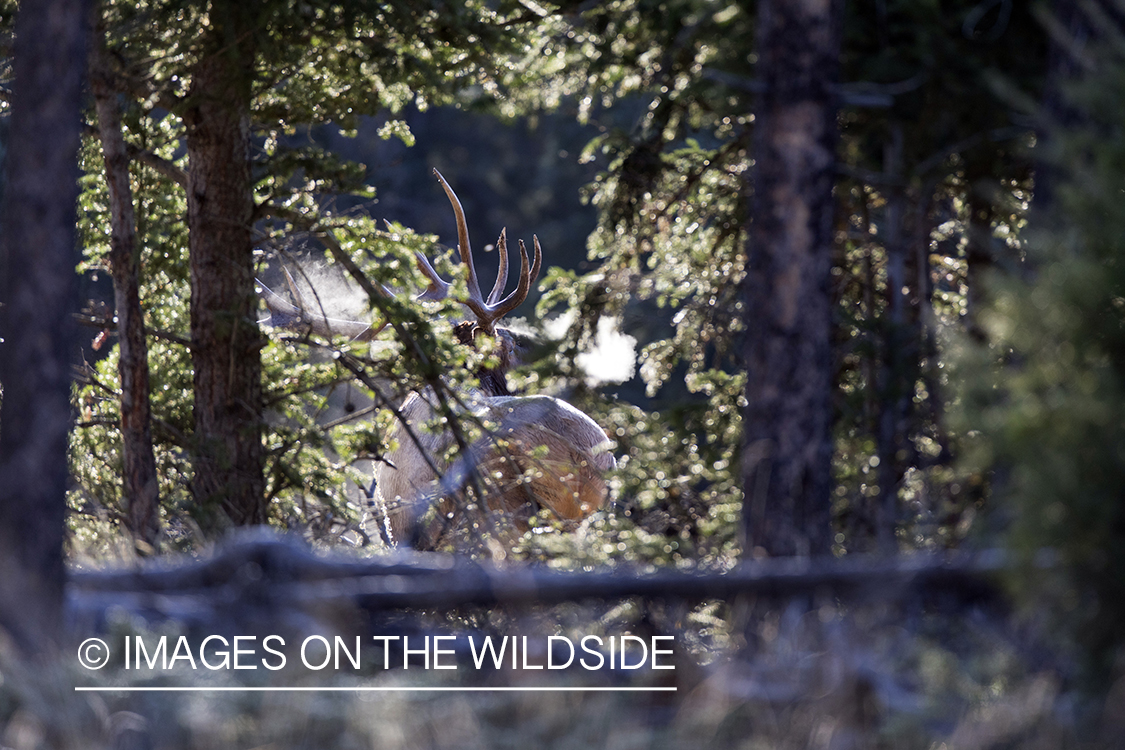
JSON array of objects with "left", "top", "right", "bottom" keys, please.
[{"left": 0, "top": 0, "right": 88, "bottom": 656}]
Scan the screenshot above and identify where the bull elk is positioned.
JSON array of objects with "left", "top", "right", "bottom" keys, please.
[{"left": 260, "top": 169, "right": 615, "bottom": 550}]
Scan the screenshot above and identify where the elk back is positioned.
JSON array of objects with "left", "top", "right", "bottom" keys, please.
[{"left": 373, "top": 392, "right": 615, "bottom": 548}]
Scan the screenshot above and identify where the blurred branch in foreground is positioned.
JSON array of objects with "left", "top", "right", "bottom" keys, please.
[{"left": 67, "top": 531, "right": 1041, "bottom": 633}]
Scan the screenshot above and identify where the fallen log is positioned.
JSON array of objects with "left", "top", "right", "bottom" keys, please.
[{"left": 67, "top": 529, "right": 1043, "bottom": 631}]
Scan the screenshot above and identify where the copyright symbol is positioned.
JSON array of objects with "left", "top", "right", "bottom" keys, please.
[{"left": 78, "top": 638, "right": 110, "bottom": 670}]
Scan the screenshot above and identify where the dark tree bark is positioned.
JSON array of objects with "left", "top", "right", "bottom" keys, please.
[
  {"left": 184, "top": 2, "right": 265, "bottom": 528},
  {"left": 875, "top": 188, "right": 905, "bottom": 553},
  {"left": 740, "top": 0, "right": 843, "bottom": 558},
  {"left": 874, "top": 144, "right": 941, "bottom": 556},
  {"left": 874, "top": 126, "right": 912, "bottom": 555},
  {"left": 90, "top": 29, "right": 162, "bottom": 549},
  {"left": 962, "top": 158, "right": 997, "bottom": 341},
  {"left": 0, "top": 0, "right": 88, "bottom": 657}
]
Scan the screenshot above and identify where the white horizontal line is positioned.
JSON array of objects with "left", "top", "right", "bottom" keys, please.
[{"left": 75, "top": 686, "right": 676, "bottom": 693}]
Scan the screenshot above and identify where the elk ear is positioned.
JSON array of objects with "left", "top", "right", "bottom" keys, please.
[{"left": 499, "top": 326, "right": 544, "bottom": 368}]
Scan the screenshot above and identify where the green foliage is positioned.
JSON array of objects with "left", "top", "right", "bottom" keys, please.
[
  {"left": 504, "top": 1, "right": 757, "bottom": 564},
  {"left": 957, "top": 37, "right": 1125, "bottom": 680}
]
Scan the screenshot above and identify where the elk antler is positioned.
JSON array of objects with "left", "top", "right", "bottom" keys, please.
[
  {"left": 260, "top": 171, "right": 543, "bottom": 342},
  {"left": 416, "top": 169, "right": 543, "bottom": 334}
]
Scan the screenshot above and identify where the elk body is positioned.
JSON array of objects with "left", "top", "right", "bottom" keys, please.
[{"left": 261, "top": 170, "right": 615, "bottom": 549}]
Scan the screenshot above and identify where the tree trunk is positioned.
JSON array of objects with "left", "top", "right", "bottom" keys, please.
[
  {"left": 0, "top": 0, "right": 88, "bottom": 657},
  {"left": 184, "top": 3, "right": 265, "bottom": 528},
  {"left": 875, "top": 126, "right": 907, "bottom": 555},
  {"left": 90, "top": 29, "right": 163, "bottom": 549},
  {"left": 962, "top": 160, "right": 996, "bottom": 341},
  {"left": 740, "top": 0, "right": 843, "bottom": 558}
]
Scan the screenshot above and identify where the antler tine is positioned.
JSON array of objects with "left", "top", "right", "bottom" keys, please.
[
  {"left": 530, "top": 235, "right": 543, "bottom": 285},
  {"left": 432, "top": 168, "right": 483, "bottom": 303},
  {"left": 487, "top": 228, "right": 509, "bottom": 306},
  {"left": 414, "top": 250, "right": 451, "bottom": 302},
  {"left": 486, "top": 234, "right": 541, "bottom": 323}
]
